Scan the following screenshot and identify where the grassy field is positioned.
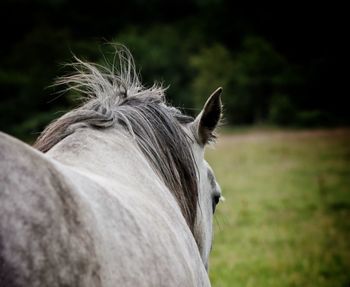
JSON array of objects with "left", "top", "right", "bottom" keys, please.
[{"left": 207, "top": 128, "right": 350, "bottom": 287}]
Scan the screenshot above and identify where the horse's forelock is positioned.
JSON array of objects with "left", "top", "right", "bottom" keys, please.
[{"left": 33, "top": 48, "right": 199, "bottom": 233}]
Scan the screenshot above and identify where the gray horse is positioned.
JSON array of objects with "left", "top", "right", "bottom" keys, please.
[{"left": 0, "top": 49, "right": 223, "bottom": 287}]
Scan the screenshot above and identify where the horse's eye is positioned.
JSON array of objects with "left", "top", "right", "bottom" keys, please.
[{"left": 212, "top": 194, "right": 221, "bottom": 213}]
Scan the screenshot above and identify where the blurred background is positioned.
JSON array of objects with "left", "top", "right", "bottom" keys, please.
[
  {"left": 1, "top": 1, "right": 349, "bottom": 286},
  {"left": 0, "top": 1, "right": 348, "bottom": 138}
]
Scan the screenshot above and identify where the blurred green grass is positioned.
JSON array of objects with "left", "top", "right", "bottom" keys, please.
[{"left": 207, "top": 128, "right": 350, "bottom": 287}]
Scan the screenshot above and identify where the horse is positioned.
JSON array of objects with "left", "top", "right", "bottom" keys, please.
[{"left": 0, "top": 48, "right": 223, "bottom": 287}]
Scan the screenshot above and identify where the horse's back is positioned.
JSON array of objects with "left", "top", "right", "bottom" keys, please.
[
  {"left": 0, "top": 131, "right": 210, "bottom": 286},
  {"left": 0, "top": 132, "right": 101, "bottom": 287}
]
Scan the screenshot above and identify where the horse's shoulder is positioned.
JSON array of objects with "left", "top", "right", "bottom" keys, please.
[
  {"left": 0, "top": 131, "right": 50, "bottom": 167},
  {"left": 0, "top": 131, "right": 101, "bottom": 287}
]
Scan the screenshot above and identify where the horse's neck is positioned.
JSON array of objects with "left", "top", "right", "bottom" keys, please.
[
  {"left": 45, "top": 127, "right": 192, "bottom": 241},
  {"left": 46, "top": 127, "right": 156, "bottom": 185}
]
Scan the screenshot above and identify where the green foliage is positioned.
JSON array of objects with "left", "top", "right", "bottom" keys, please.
[
  {"left": 269, "top": 94, "right": 296, "bottom": 125},
  {"left": 190, "top": 36, "right": 299, "bottom": 125},
  {"left": 295, "top": 111, "right": 334, "bottom": 127},
  {"left": 228, "top": 36, "right": 297, "bottom": 124},
  {"left": 0, "top": 1, "right": 345, "bottom": 141},
  {"left": 190, "top": 44, "right": 234, "bottom": 110}
]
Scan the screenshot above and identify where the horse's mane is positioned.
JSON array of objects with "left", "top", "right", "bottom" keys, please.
[{"left": 33, "top": 47, "right": 198, "bottom": 233}]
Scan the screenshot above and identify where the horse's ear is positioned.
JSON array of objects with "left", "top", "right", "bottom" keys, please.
[{"left": 193, "top": 87, "right": 223, "bottom": 145}]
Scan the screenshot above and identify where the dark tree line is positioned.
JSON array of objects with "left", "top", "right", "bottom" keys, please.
[{"left": 0, "top": 0, "right": 347, "bottom": 140}]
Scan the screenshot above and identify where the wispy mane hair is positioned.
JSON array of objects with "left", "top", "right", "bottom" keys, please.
[{"left": 34, "top": 48, "right": 199, "bottom": 232}]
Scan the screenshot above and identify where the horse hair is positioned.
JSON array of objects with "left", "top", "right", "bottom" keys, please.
[{"left": 33, "top": 47, "right": 199, "bottom": 233}]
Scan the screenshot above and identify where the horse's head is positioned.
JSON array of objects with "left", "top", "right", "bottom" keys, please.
[{"left": 187, "top": 88, "right": 223, "bottom": 270}]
